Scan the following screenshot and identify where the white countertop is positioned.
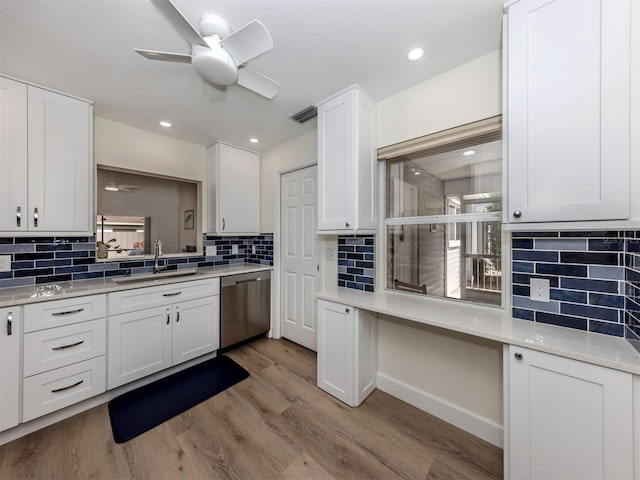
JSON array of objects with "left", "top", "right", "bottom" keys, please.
[
  {"left": 0, "top": 264, "right": 273, "bottom": 308},
  {"left": 317, "top": 286, "right": 640, "bottom": 375}
]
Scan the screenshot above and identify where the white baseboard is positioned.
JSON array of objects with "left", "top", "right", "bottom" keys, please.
[{"left": 376, "top": 372, "right": 503, "bottom": 448}]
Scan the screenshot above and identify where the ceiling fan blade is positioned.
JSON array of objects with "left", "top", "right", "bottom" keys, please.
[
  {"left": 134, "top": 49, "right": 192, "bottom": 63},
  {"left": 151, "top": 0, "right": 208, "bottom": 48},
  {"left": 237, "top": 67, "right": 279, "bottom": 99},
  {"left": 219, "top": 20, "right": 273, "bottom": 65}
]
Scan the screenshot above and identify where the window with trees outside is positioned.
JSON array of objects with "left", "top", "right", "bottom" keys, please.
[{"left": 381, "top": 117, "right": 503, "bottom": 307}]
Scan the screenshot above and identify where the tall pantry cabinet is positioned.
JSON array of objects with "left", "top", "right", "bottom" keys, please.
[{"left": 0, "top": 76, "right": 93, "bottom": 233}]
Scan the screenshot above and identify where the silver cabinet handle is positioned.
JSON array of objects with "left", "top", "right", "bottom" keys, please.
[
  {"left": 162, "top": 291, "right": 182, "bottom": 297},
  {"left": 51, "top": 380, "right": 83, "bottom": 393},
  {"left": 33, "top": 207, "right": 38, "bottom": 228},
  {"left": 52, "top": 340, "right": 84, "bottom": 351},
  {"left": 6, "top": 312, "right": 12, "bottom": 336},
  {"left": 176, "top": 306, "right": 180, "bottom": 323},
  {"left": 235, "top": 278, "right": 260, "bottom": 285},
  {"left": 513, "top": 211, "right": 522, "bottom": 218},
  {"left": 166, "top": 308, "right": 170, "bottom": 325},
  {"left": 514, "top": 352, "right": 523, "bottom": 360},
  {"left": 222, "top": 218, "right": 225, "bottom": 230},
  {"left": 52, "top": 308, "right": 84, "bottom": 317},
  {"left": 16, "top": 207, "right": 21, "bottom": 227}
]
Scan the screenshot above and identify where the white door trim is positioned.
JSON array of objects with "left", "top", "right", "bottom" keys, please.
[{"left": 272, "top": 161, "right": 318, "bottom": 340}]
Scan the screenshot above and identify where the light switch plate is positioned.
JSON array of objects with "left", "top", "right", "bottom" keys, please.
[
  {"left": 0, "top": 255, "right": 11, "bottom": 272},
  {"left": 205, "top": 246, "right": 216, "bottom": 257},
  {"left": 252, "top": 245, "right": 256, "bottom": 254},
  {"left": 325, "top": 247, "right": 336, "bottom": 260},
  {"left": 232, "top": 244, "right": 238, "bottom": 255},
  {"left": 530, "top": 278, "right": 550, "bottom": 302}
]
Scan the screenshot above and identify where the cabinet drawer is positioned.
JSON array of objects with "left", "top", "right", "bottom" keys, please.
[
  {"left": 108, "top": 278, "right": 219, "bottom": 315},
  {"left": 23, "top": 319, "right": 106, "bottom": 377},
  {"left": 24, "top": 295, "right": 106, "bottom": 332},
  {"left": 22, "top": 356, "right": 106, "bottom": 422}
]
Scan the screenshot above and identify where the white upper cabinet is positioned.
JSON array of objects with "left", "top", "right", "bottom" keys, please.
[
  {"left": 504, "top": 0, "right": 631, "bottom": 224},
  {"left": 317, "top": 85, "right": 377, "bottom": 233},
  {"left": 207, "top": 142, "right": 260, "bottom": 235},
  {"left": 0, "top": 76, "right": 93, "bottom": 233}
]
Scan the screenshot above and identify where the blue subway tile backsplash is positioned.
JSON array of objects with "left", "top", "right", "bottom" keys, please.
[
  {"left": 0, "top": 233, "right": 273, "bottom": 288},
  {"left": 338, "top": 235, "right": 375, "bottom": 292},
  {"left": 511, "top": 231, "right": 640, "bottom": 349}
]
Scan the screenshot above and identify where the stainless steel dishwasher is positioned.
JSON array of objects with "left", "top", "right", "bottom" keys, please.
[{"left": 220, "top": 271, "right": 271, "bottom": 350}]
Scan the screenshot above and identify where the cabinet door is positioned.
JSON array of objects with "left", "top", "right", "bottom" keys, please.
[
  {"left": 27, "top": 86, "right": 92, "bottom": 232},
  {"left": 317, "top": 90, "right": 355, "bottom": 231},
  {"left": 317, "top": 299, "right": 355, "bottom": 405},
  {"left": 0, "top": 77, "right": 28, "bottom": 232},
  {"left": 507, "top": 346, "right": 633, "bottom": 479},
  {"left": 506, "top": 0, "right": 630, "bottom": 223},
  {"left": 172, "top": 296, "right": 219, "bottom": 365},
  {"left": 0, "top": 307, "right": 21, "bottom": 432},
  {"left": 108, "top": 306, "right": 173, "bottom": 389},
  {"left": 217, "top": 144, "right": 260, "bottom": 234}
]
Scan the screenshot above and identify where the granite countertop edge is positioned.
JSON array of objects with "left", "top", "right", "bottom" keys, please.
[
  {"left": 0, "top": 264, "right": 273, "bottom": 308},
  {"left": 316, "top": 286, "right": 640, "bottom": 376}
]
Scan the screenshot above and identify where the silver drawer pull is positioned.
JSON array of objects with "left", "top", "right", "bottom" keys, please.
[
  {"left": 7, "top": 312, "right": 12, "bottom": 336},
  {"left": 162, "top": 291, "right": 182, "bottom": 297},
  {"left": 52, "top": 340, "right": 84, "bottom": 351},
  {"left": 51, "top": 379, "right": 83, "bottom": 393},
  {"left": 16, "top": 207, "right": 21, "bottom": 227},
  {"left": 51, "top": 308, "right": 85, "bottom": 317}
]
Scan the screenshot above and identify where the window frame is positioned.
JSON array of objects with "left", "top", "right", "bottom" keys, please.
[{"left": 378, "top": 116, "right": 507, "bottom": 309}]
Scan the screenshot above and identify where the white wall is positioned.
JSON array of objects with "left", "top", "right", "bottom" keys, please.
[
  {"left": 374, "top": 50, "right": 504, "bottom": 438},
  {"left": 377, "top": 50, "right": 501, "bottom": 148},
  {"left": 260, "top": 130, "right": 317, "bottom": 233}
]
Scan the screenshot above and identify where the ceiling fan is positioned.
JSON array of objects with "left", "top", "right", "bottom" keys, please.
[{"left": 135, "top": 0, "right": 279, "bottom": 99}]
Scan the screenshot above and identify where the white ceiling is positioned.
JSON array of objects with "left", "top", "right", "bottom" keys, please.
[{"left": 0, "top": 0, "right": 503, "bottom": 153}]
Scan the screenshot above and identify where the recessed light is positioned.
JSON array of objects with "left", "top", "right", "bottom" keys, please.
[
  {"left": 414, "top": 171, "right": 421, "bottom": 175},
  {"left": 249, "top": 138, "right": 259, "bottom": 143},
  {"left": 463, "top": 150, "right": 476, "bottom": 156},
  {"left": 160, "top": 121, "right": 172, "bottom": 128},
  {"left": 406, "top": 47, "right": 424, "bottom": 62}
]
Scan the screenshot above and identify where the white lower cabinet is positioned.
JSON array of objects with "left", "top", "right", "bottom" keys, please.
[
  {"left": 505, "top": 345, "right": 633, "bottom": 480},
  {"left": 0, "top": 307, "right": 21, "bottom": 432},
  {"left": 317, "top": 299, "right": 377, "bottom": 407},
  {"left": 21, "top": 295, "right": 107, "bottom": 423},
  {"left": 108, "top": 287, "right": 220, "bottom": 389}
]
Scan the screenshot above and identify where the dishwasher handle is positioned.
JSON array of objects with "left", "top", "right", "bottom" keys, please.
[{"left": 235, "top": 277, "right": 262, "bottom": 284}]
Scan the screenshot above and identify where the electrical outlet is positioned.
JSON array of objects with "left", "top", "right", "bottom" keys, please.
[
  {"left": 325, "top": 247, "right": 336, "bottom": 260},
  {"left": 205, "top": 246, "right": 216, "bottom": 257},
  {"left": 232, "top": 244, "right": 238, "bottom": 255},
  {"left": 530, "top": 278, "right": 550, "bottom": 302},
  {"left": 0, "top": 255, "right": 11, "bottom": 272}
]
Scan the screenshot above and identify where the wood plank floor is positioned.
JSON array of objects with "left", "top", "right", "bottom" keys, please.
[{"left": 0, "top": 338, "right": 503, "bottom": 479}]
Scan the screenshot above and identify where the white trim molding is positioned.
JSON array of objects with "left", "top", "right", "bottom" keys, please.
[{"left": 376, "top": 371, "right": 503, "bottom": 448}]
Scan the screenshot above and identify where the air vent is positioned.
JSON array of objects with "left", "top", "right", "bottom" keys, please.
[{"left": 290, "top": 105, "right": 317, "bottom": 124}]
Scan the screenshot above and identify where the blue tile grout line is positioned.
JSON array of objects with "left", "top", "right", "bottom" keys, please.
[
  {"left": 0, "top": 234, "right": 273, "bottom": 288},
  {"left": 511, "top": 230, "right": 640, "bottom": 346},
  {"left": 337, "top": 234, "right": 375, "bottom": 292}
]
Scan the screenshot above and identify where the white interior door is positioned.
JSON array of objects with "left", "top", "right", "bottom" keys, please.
[{"left": 281, "top": 165, "right": 319, "bottom": 351}]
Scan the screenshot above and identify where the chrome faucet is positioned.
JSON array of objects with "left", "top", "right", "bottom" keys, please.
[{"left": 153, "top": 239, "right": 166, "bottom": 273}]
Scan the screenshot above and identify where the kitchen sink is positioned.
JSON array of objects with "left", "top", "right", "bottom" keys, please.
[{"left": 112, "top": 269, "right": 200, "bottom": 284}]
